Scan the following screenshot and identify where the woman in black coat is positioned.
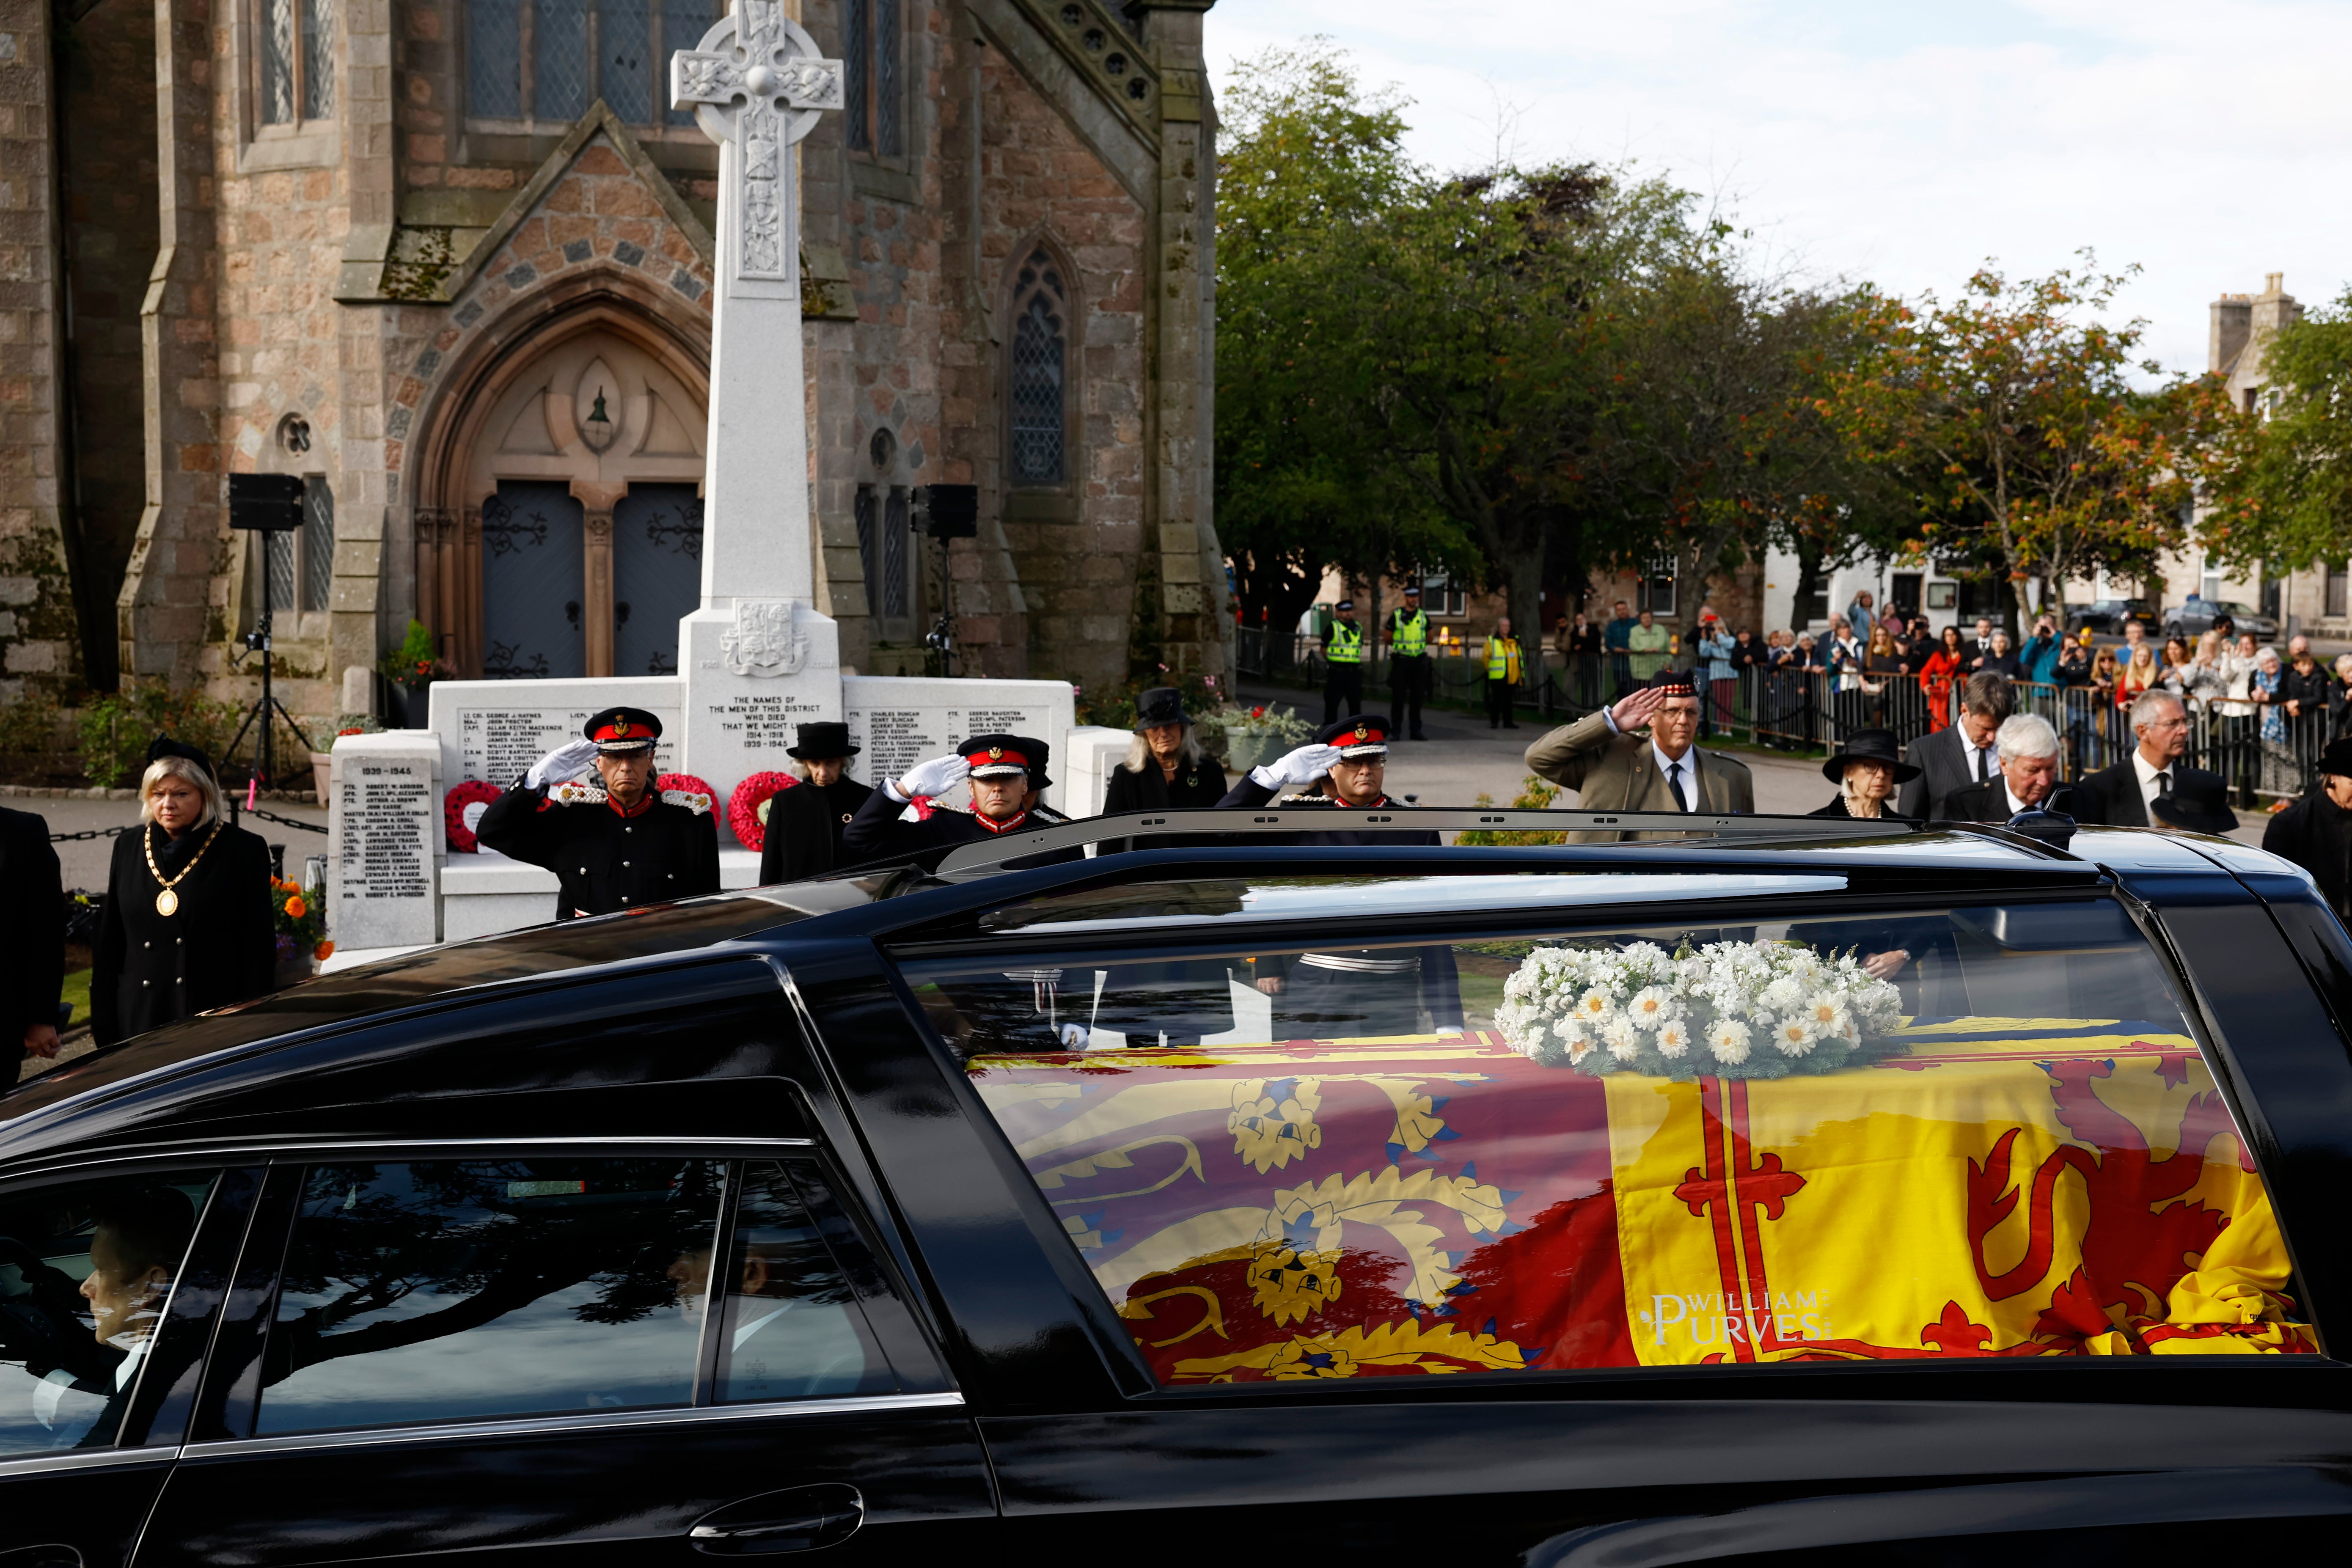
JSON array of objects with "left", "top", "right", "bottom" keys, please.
[
  {"left": 91, "top": 744, "right": 277, "bottom": 1046},
  {"left": 1099, "top": 687, "right": 1228, "bottom": 853}
]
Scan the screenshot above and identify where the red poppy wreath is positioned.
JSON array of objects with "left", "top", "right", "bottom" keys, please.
[
  {"left": 443, "top": 780, "right": 502, "bottom": 853},
  {"left": 728, "top": 771, "right": 798, "bottom": 851}
]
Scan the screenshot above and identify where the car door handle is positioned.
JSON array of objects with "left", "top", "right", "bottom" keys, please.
[{"left": 689, "top": 1483, "right": 864, "bottom": 1555}]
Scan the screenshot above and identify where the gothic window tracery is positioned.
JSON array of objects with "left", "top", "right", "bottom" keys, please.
[{"left": 1008, "top": 248, "right": 1070, "bottom": 488}]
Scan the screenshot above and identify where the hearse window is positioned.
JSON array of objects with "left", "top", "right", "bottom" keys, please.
[
  {"left": 712, "top": 1164, "right": 895, "bottom": 1404},
  {"left": 252, "top": 1158, "right": 896, "bottom": 1436},
  {"left": 920, "top": 898, "right": 2314, "bottom": 1383},
  {"left": 0, "top": 1170, "right": 216, "bottom": 1455}
]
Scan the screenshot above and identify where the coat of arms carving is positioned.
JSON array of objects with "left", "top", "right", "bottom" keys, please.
[{"left": 718, "top": 600, "right": 809, "bottom": 678}]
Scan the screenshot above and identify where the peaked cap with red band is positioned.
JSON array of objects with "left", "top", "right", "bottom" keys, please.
[
  {"left": 585, "top": 706, "right": 663, "bottom": 754},
  {"left": 1314, "top": 714, "right": 1389, "bottom": 758},
  {"left": 958, "top": 732, "right": 1036, "bottom": 780}
]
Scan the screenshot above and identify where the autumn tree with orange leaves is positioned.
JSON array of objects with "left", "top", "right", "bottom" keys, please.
[{"left": 1819, "top": 259, "right": 2230, "bottom": 631}]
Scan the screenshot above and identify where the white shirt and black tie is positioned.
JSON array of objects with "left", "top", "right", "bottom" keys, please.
[
  {"left": 2132, "top": 750, "right": 2174, "bottom": 823},
  {"left": 1653, "top": 739, "right": 1697, "bottom": 812},
  {"left": 1968, "top": 737, "right": 1995, "bottom": 784}
]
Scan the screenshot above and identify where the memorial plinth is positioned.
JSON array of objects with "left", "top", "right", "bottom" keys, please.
[
  {"left": 323, "top": 3, "right": 1089, "bottom": 965},
  {"left": 328, "top": 732, "right": 441, "bottom": 950}
]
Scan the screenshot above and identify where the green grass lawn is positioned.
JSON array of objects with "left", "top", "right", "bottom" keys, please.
[{"left": 60, "top": 967, "right": 90, "bottom": 1028}]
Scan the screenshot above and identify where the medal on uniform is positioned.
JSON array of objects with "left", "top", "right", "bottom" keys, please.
[{"left": 155, "top": 888, "right": 179, "bottom": 918}]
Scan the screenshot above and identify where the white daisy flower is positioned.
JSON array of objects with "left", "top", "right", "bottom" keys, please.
[
  {"left": 1772, "top": 1016, "right": 1821, "bottom": 1056},
  {"left": 1805, "top": 994, "right": 1851, "bottom": 1033},
  {"left": 1707, "top": 1019, "right": 1752, "bottom": 1064},
  {"left": 1576, "top": 987, "right": 1615, "bottom": 1023},
  {"left": 1626, "top": 986, "right": 1673, "bottom": 1029},
  {"left": 1603, "top": 1015, "right": 1643, "bottom": 1061},
  {"left": 1654, "top": 1018, "right": 1692, "bottom": 1058}
]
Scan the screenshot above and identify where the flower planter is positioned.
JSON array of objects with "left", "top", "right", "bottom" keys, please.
[
  {"left": 311, "top": 751, "right": 334, "bottom": 803},
  {"left": 1224, "top": 731, "right": 1280, "bottom": 775}
]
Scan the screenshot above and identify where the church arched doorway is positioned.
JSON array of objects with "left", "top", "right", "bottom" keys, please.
[{"left": 415, "top": 308, "right": 710, "bottom": 679}]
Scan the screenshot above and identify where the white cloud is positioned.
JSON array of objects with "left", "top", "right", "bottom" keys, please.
[{"left": 1205, "top": 0, "right": 2352, "bottom": 374}]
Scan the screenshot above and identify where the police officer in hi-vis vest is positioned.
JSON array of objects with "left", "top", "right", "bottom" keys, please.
[
  {"left": 1387, "top": 583, "right": 1432, "bottom": 741},
  {"left": 1485, "top": 615, "right": 1523, "bottom": 730},
  {"left": 1321, "top": 598, "right": 1365, "bottom": 725}
]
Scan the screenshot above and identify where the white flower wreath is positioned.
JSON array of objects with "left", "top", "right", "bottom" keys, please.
[{"left": 1494, "top": 939, "right": 1906, "bottom": 1079}]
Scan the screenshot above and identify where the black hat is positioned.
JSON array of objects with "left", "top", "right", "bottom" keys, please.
[
  {"left": 2151, "top": 773, "right": 2238, "bottom": 836},
  {"left": 786, "top": 721, "right": 858, "bottom": 761},
  {"left": 145, "top": 736, "right": 215, "bottom": 779},
  {"left": 1647, "top": 667, "right": 1699, "bottom": 698},
  {"left": 1821, "top": 727, "right": 1921, "bottom": 785},
  {"left": 1315, "top": 714, "right": 1389, "bottom": 758},
  {"left": 1403, "top": 583, "right": 1422, "bottom": 596},
  {"left": 584, "top": 707, "right": 662, "bottom": 754},
  {"left": 1134, "top": 687, "right": 1189, "bottom": 730},
  {"left": 2321, "top": 737, "right": 2352, "bottom": 778},
  {"left": 1336, "top": 598, "right": 1355, "bottom": 612}
]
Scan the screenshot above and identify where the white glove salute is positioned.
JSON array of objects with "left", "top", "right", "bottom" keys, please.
[
  {"left": 897, "top": 752, "right": 972, "bottom": 800},
  {"left": 1251, "top": 742, "right": 1342, "bottom": 791},
  {"left": 525, "top": 738, "right": 600, "bottom": 789}
]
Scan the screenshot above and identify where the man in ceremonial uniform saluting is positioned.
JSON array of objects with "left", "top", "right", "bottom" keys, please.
[
  {"left": 1216, "top": 715, "right": 1442, "bottom": 848},
  {"left": 758, "top": 721, "right": 877, "bottom": 883},
  {"left": 476, "top": 707, "right": 722, "bottom": 920},
  {"left": 844, "top": 734, "right": 1082, "bottom": 865},
  {"left": 1215, "top": 714, "right": 1460, "bottom": 1032}
]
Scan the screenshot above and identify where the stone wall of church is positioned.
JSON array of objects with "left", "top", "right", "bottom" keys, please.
[
  {"left": 0, "top": 0, "right": 77, "bottom": 699},
  {"left": 955, "top": 41, "right": 1149, "bottom": 694}
]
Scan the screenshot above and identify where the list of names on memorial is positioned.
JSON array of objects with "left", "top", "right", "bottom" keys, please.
[
  {"left": 846, "top": 703, "right": 1051, "bottom": 786},
  {"left": 459, "top": 708, "right": 590, "bottom": 784},
  {"left": 338, "top": 762, "right": 432, "bottom": 904}
]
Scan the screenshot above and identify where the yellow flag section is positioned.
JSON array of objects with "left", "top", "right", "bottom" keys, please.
[{"left": 1608, "top": 1019, "right": 2314, "bottom": 1362}]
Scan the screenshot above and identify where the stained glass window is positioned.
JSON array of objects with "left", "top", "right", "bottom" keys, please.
[{"left": 1009, "top": 250, "right": 1069, "bottom": 487}]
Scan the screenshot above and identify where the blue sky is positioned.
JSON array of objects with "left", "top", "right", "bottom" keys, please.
[{"left": 1203, "top": 0, "right": 2352, "bottom": 376}]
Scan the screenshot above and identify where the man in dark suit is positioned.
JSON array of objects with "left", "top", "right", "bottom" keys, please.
[
  {"left": 756, "top": 722, "right": 876, "bottom": 883},
  {"left": 1939, "top": 713, "right": 2092, "bottom": 823},
  {"left": 2075, "top": 690, "right": 2217, "bottom": 829},
  {"left": 1896, "top": 672, "right": 2011, "bottom": 821},
  {"left": 0, "top": 803, "right": 64, "bottom": 1081}
]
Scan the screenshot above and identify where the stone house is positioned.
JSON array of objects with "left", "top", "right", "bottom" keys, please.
[{"left": 0, "top": 0, "right": 1226, "bottom": 731}]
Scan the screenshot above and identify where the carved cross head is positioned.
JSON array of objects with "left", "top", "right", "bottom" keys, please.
[{"left": 671, "top": 4, "right": 844, "bottom": 149}]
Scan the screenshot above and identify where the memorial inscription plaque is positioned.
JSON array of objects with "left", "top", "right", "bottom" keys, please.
[{"left": 333, "top": 749, "right": 439, "bottom": 948}]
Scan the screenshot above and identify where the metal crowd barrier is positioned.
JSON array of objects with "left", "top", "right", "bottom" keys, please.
[{"left": 1237, "top": 635, "right": 2343, "bottom": 803}]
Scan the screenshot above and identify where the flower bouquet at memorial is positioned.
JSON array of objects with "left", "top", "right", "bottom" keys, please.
[
  {"left": 270, "top": 875, "right": 333, "bottom": 977},
  {"left": 1494, "top": 938, "right": 1905, "bottom": 1080}
]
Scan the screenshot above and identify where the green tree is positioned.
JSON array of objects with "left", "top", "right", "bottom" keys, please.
[
  {"left": 1591, "top": 224, "right": 1871, "bottom": 624},
  {"left": 1214, "top": 41, "right": 1466, "bottom": 649},
  {"left": 1819, "top": 259, "right": 2204, "bottom": 628},
  {"left": 2196, "top": 288, "right": 2352, "bottom": 575}
]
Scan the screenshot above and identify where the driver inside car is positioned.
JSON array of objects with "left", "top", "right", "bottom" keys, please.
[{"left": 0, "top": 1186, "right": 195, "bottom": 1449}]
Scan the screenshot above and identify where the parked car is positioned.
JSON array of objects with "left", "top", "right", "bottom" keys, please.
[
  {"left": 2064, "top": 597, "right": 2158, "bottom": 636},
  {"left": 2166, "top": 598, "right": 2279, "bottom": 641},
  {"left": 6, "top": 813, "right": 2352, "bottom": 1565}
]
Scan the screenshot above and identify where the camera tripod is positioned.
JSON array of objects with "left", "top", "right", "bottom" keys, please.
[{"left": 222, "top": 537, "right": 318, "bottom": 795}]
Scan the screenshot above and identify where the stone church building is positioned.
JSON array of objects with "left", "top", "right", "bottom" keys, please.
[{"left": 0, "top": 0, "right": 1226, "bottom": 726}]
